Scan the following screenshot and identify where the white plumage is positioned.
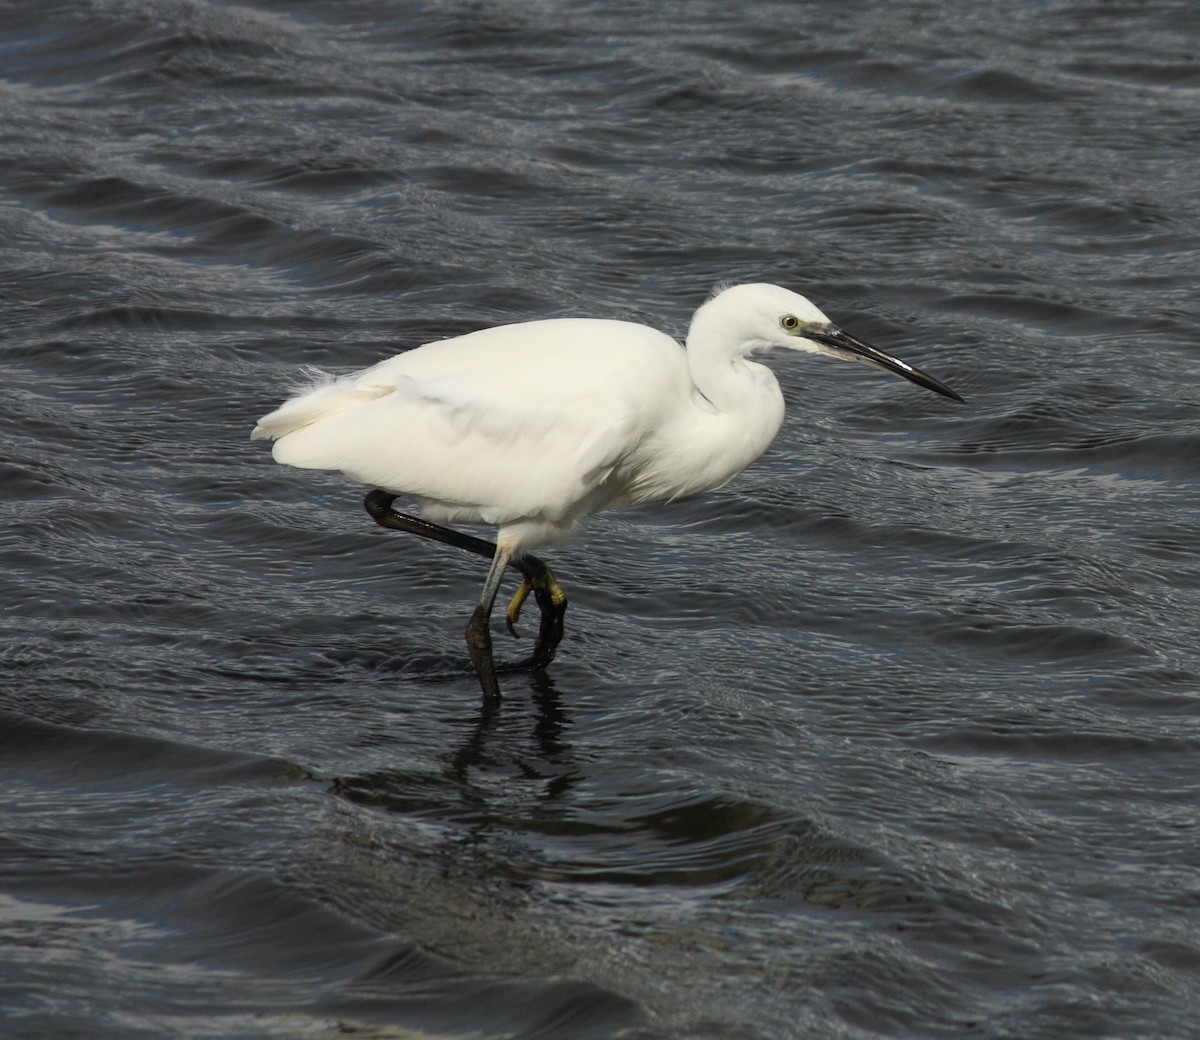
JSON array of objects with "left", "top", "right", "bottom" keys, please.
[{"left": 253, "top": 283, "right": 960, "bottom": 701}]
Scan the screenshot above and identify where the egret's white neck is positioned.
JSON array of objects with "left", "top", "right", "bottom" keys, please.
[
  {"left": 648, "top": 303, "right": 787, "bottom": 497},
  {"left": 685, "top": 300, "right": 784, "bottom": 420}
]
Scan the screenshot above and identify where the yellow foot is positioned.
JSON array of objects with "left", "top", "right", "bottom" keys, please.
[
  {"left": 504, "top": 568, "right": 567, "bottom": 638},
  {"left": 505, "top": 579, "right": 534, "bottom": 636}
]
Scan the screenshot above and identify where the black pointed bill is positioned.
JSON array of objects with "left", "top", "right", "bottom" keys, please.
[{"left": 805, "top": 325, "right": 964, "bottom": 403}]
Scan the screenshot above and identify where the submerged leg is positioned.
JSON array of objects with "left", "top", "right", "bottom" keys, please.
[
  {"left": 363, "top": 490, "right": 569, "bottom": 679},
  {"left": 466, "top": 545, "right": 512, "bottom": 703}
]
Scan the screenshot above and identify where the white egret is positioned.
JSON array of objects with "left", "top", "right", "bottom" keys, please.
[{"left": 252, "top": 283, "right": 961, "bottom": 702}]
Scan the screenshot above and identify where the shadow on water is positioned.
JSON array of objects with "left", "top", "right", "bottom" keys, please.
[
  {"left": 312, "top": 669, "right": 1019, "bottom": 1040},
  {"left": 332, "top": 670, "right": 583, "bottom": 816},
  {"left": 330, "top": 675, "right": 941, "bottom": 921}
]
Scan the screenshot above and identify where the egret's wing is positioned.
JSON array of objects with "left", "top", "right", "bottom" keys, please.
[
  {"left": 256, "top": 319, "right": 687, "bottom": 524},
  {"left": 271, "top": 377, "right": 625, "bottom": 522}
]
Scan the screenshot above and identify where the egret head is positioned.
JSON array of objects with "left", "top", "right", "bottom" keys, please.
[{"left": 701, "top": 283, "right": 963, "bottom": 402}]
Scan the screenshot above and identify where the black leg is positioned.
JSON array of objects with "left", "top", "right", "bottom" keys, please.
[
  {"left": 465, "top": 546, "right": 511, "bottom": 703},
  {"left": 365, "top": 489, "right": 494, "bottom": 558},
  {"left": 363, "top": 490, "right": 569, "bottom": 681}
]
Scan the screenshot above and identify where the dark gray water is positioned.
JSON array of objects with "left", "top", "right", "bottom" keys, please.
[{"left": 3, "top": 1, "right": 1199, "bottom": 1037}]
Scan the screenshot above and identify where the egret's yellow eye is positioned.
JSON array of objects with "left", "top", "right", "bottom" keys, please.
[{"left": 781, "top": 315, "right": 800, "bottom": 330}]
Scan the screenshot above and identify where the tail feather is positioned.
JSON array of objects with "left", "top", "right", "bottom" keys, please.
[{"left": 251, "top": 369, "right": 391, "bottom": 442}]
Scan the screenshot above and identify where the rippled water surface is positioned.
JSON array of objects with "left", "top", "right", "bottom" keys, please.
[{"left": 3, "top": 2, "right": 1199, "bottom": 1037}]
